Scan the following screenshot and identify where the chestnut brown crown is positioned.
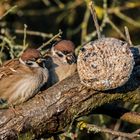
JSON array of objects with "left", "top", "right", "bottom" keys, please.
[
  {"left": 21, "top": 48, "right": 41, "bottom": 61},
  {"left": 54, "top": 40, "right": 75, "bottom": 53}
]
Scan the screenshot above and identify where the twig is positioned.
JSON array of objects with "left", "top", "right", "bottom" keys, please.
[
  {"left": 23, "top": 24, "right": 28, "bottom": 48},
  {"left": 89, "top": 1, "right": 101, "bottom": 39},
  {"left": 16, "top": 24, "right": 29, "bottom": 57},
  {"left": 54, "top": 0, "right": 64, "bottom": 9},
  {"left": 120, "top": 112, "right": 140, "bottom": 124},
  {"left": 15, "top": 29, "right": 53, "bottom": 38},
  {"left": 0, "top": 35, "right": 15, "bottom": 59},
  {"left": 77, "top": 121, "right": 140, "bottom": 139},
  {"left": 21, "top": 1, "right": 83, "bottom": 16},
  {"left": 84, "top": 0, "right": 108, "bottom": 42},
  {"left": 0, "top": 41, "right": 5, "bottom": 65},
  {"left": 132, "top": 104, "right": 139, "bottom": 112},
  {"left": 42, "top": 0, "right": 50, "bottom": 6},
  {"left": 102, "top": 0, "right": 126, "bottom": 40},
  {"left": 134, "top": 128, "right": 140, "bottom": 134},
  {"left": 99, "top": 114, "right": 110, "bottom": 139},
  {"left": 81, "top": 5, "right": 90, "bottom": 43},
  {"left": 115, "top": 11, "right": 140, "bottom": 28},
  {"left": 106, "top": 15, "right": 126, "bottom": 40},
  {"left": 124, "top": 26, "right": 133, "bottom": 46},
  {"left": 108, "top": 2, "right": 140, "bottom": 14},
  {"left": 0, "top": 5, "right": 17, "bottom": 20},
  {"left": 38, "top": 30, "right": 62, "bottom": 50}
]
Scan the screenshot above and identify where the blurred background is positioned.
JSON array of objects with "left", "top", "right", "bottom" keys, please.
[
  {"left": 0, "top": 0, "right": 140, "bottom": 140},
  {"left": 0, "top": 0, "right": 140, "bottom": 61}
]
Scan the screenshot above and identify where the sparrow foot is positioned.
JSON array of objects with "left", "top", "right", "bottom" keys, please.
[
  {"left": 36, "top": 91, "right": 46, "bottom": 103},
  {"left": 0, "top": 99, "right": 9, "bottom": 109},
  {"left": 8, "top": 104, "right": 23, "bottom": 117},
  {"left": 0, "top": 100, "right": 22, "bottom": 117}
]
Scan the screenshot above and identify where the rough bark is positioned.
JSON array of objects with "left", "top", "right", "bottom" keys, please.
[{"left": 0, "top": 47, "right": 140, "bottom": 139}]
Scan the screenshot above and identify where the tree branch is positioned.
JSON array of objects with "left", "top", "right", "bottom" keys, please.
[{"left": 77, "top": 121, "right": 140, "bottom": 139}]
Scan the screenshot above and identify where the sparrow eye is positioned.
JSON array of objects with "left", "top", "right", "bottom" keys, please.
[
  {"left": 26, "top": 61, "right": 33, "bottom": 66},
  {"left": 56, "top": 52, "right": 63, "bottom": 57}
]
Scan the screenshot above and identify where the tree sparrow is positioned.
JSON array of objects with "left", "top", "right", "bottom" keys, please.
[
  {"left": 45, "top": 40, "right": 77, "bottom": 86},
  {"left": 0, "top": 48, "right": 49, "bottom": 105}
]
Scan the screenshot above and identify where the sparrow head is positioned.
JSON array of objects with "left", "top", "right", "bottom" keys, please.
[
  {"left": 51, "top": 40, "right": 76, "bottom": 64},
  {"left": 20, "top": 48, "right": 46, "bottom": 68}
]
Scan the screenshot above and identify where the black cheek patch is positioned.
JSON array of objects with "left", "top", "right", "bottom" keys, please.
[{"left": 26, "top": 62, "right": 33, "bottom": 66}]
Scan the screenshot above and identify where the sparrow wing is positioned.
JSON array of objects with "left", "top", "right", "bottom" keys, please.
[
  {"left": 0, "top": 58, "right": 34, "bottom": 101},
  {"left": 0, "top": 58, "right": 20, "bottom": 80}
]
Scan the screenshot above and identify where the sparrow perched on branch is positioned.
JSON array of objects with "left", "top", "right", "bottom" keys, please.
[
  {"left": 0, "top": 48, "right": 49, "bottom": 105},
  {"left": 44, "top": 40, "right": 77, "bottom": 86}
]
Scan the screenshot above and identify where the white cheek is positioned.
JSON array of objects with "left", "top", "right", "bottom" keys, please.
[
  {"left": 19, "top": 58, "right": 26, "bottom": 65},
  {"left": 51, "top": 47, "right": 56, "bottom": 56},
  {"left": 30, "top": 62, "right": 39, "bottom": 68}
]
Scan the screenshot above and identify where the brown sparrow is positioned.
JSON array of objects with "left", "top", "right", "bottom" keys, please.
[
  {"left": 0, "top": 48, "right": 49, "bottom": 105},
  {"left": 45, "top": 40, "right": 77, "bottom": 86}
]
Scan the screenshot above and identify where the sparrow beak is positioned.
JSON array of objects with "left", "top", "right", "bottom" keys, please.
[
  {"left": 36, "top": 58, "right": 42, "bottom": 64},
  {"left": 36, "top": 58, "right": 46, "bottom": 63},
  {"left": 66, "top": 54, "right": 77, "bottom": 64},
  {"left": 36, "top": 58, "right": 46, "bottom": 68}
]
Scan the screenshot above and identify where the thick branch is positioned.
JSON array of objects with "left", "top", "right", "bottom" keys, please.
[{"left": 0, "top": 48, "right": 140, "bottom": 139}]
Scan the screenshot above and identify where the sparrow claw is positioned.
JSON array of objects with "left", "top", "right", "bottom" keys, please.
[
  {"left": 0, "top": 98, "right": 6, "bottom": 104},
  {"left": 36, "top": 92, "right": 46, "bottom": 103},
  {"left": 9, "top": 104, "right": 18, "bottom": 115},
  {"left": 0, "top": 100, "right": 22, "bottom": 117},
  {"left": 9, "top": 104, "right": 24, "bottom": 117},
  {"left": 0, "top": 99, "right": 9, "bottom": 109}
]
